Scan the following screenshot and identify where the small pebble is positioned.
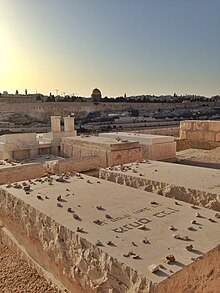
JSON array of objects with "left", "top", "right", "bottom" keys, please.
[
  {"left": 185, "top": 244, "right": 193, "bottom": 251},
  {"left": 37, "top": 195, "right": 43, "bottom": 200},
  {"left": 148, "top": 264, "right": 160, "bottom": 273}
]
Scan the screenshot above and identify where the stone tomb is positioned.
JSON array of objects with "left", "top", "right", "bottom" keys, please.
[
  {"left": 0, "top": 175, "right": 219, "bottom": 292},
  {"left": 99, "top": 160, "right": 220, "bottom": 211},
  {"left": 61, "top": 135, "right": 142, "bottom": 167},
  {"left": 0, "top": 155, "right": 100, "bottom": 185},
  {"left": 99, "top": 132, "right": 176, "bottom": 161}
]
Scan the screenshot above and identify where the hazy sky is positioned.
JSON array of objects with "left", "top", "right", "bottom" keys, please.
[{"left": 1, "top": 0, "right": 220, "bottom": 97}]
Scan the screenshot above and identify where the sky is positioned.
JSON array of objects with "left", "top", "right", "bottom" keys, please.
[{"left": 1, "top": 0, "right": 220, "bottom": 97}]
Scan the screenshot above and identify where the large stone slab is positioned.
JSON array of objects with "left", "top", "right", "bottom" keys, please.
[
  {"left": 0, "top": 175, "right": 219, "bottom": 292},
  {"left": 61, "top": 136, "right": 142, "bottom": 167},
  {"left": 99, "top": 132, "right": 176, "bottom": 161},
  {"left": 0, "top": 155, "right": 100, "bottom": 185},
  {"left": 99, "top": 160, "right": 220, "bottom": 211},
  {"left": 99, "top": 132, "right": 174, "bottom": 144}
]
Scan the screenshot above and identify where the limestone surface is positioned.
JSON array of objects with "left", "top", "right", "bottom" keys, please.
[
  {"left": 0, "top": 174, "right": 219, "bottom": 292},
  {"left": 99, "top": 160, "right": 220, "bottom": 211}
]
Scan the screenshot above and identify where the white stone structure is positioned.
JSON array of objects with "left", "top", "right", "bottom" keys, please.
[
  {"left": 99, "top": 132, "right": 176, "bottom": 161},
  {"left": 0, "top": 115, "right": 77, "bottom": 160},
  {"left": 61, "top": 135, "right": 142, "bottom": 167}
]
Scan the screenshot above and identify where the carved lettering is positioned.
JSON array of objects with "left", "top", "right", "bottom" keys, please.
[
  {"left": 112, "top": 227, "right": 127, "bottom": 233},
  {"left": 138, "top": 218, "right": 151, "bottom": 224}
]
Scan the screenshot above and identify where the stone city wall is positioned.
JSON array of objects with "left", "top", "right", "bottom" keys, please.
[
  {"left": 0, "top": 101, "right": 219, "bottom": 120},
  {"left": 0, "top": 156, "right": 100, "bottom": 185},
  {"left": 180, "top": 120, "right": 220, "bottom": 142}
]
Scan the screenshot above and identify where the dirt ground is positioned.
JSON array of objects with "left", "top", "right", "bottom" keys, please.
[
  {"left": 177, "top": 147, "right": 220, "bottom": 169},
  {"left": 0, "top": 241, "right": 59, "bottom": 293}
]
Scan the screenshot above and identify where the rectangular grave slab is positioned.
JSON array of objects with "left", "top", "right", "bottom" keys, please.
[
  {"left": 99, "top": 132, "right": 176, "bottom": 161},
  {"left": 61, "top": 136, "right": 142, "bottom": 167},
  {"left": 0, "top": 174, "right": 219, "bottom": 292},
  {"left": 99, "top": 160, "right": 220, "bottom": 211}
]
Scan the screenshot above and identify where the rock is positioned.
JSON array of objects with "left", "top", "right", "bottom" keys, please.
[
  {"left": 173, "top": 234, "right": 189, "bottom": 241},
  {"left": 169, "top": 225, "right": 176, "bottom": 231},
  {"left": 57, "top": 203, "right": 63, "bottom": 208},
  {"left": 13, "top": 183, "right": 22, "bottom": 189},
  {"left": 185, "top": 244, "right": 193, "bottom": 251},
  {"left": 162, "top": 255, "right": 175, "bottom": 264},
  {"left": 191, "top": 220, "right": 198, "bottom": 224},
  {"left": 123, "top": 253, "right": 130, "bottom": 258},
  {"left": 23, "top": 185, "right": 31, "bottom": 192},
  {"left": 37, "top": 195, "right": 43, "bottom": 200},
  {"left": 105, "top": 214, "right": 112, "bottom": 219},
  {"left": 106, "top": 241, "right": 114, "bottom": 246},
  {"left": 148, "top": 264, "right": 160, "bottom": 273},
  {"left": 139, "top": 224, "right": 147, "bottom": 230},
  {"left": 67, "top": 207, "right": 74, "bottom": 213},
  {"left": 96, "top": 206, "right": 104, "bottom": 210},
  {"left": 95, "top": 240, "right": 103, "bottom": 247},
  {"left": 73, "top": 213, "right": 80, "bottom": 220},
  {"left": 208, "top": 218, "right": 216, "bottom": 223},
  {"left": 56, "top": 176, "right": 68, "bottom": 183},
  {"left": 187, "top": 226, "right": 196, "bottom": 231},
  {"left": 132, "top": 254, "right": 140, "bottom": 260},
  {"left": 57, "top": 195, "right": 62, "bottom": 201},
  {"left": 76, "top": 227, "right": 84, "bottom": 233},
  {"left": 141, "top": 238, "right": 149, "bottom": 244},
  {"left": 195, "top": 213, "right": 201, "bottom": 218},
  {"left": 93, "top": 219, "right": 102, "bottom": 225},
  {"left": 45, "top": 196, "right": 49, "bottom": 199},
  {"left": 151, "top": 201, "right": 158, "bottom": 205},
  {"left": 215, "top": 213, "right": 220, "bottom": 219}
]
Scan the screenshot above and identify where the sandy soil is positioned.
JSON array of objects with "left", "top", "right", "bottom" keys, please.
[
  {"left": 177, "top": 147, "right": 220, "bottom": 169},
  {"left": 0, "top": 241, "right": 59, "bottom": 293}
]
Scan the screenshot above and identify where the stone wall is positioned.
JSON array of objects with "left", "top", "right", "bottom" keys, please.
[
  {"left": 61, "top": 137, "right": 143, "bottom": 167},
  {"left": 1, "top": 101, "right": 219, "bottom": 120},
  {"left": 134, "top": 127, "right": 180, "bottom": 137},
  {"left": 180, "top": 120, "right": 220, "bottom": 142},
  {"left": 0, "top": 156, "right": 100, "bottom": 185}
]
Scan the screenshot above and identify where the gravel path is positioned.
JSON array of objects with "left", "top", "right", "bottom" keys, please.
[{"left": 0, "top": 241, "right": 60, "bottom": 293}]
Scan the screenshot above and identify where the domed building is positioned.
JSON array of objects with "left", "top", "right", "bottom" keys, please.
[{"left": 91, "top": 88, "right": 102, "bottom": 102}]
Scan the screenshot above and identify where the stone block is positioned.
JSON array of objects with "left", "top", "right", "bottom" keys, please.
[
  {"left": 179, "top": 130, "right": 186, "bottom": 139},
  {"left": 150, "top": 141, "right": 176, "bottom": 161},
  {"left": 61, "top": 136, "right": 142, "bottom": 167},
  {"left": 0, "top": 133, "right": 37, "bottom": 144},
  {"left": 193, "top": 121, "right": 208, "bottom": 131},
  {"left": 186, "top": 131, "right": 204, "bottom": 140},
  {"left": 99, "top": 132, "right": 174, "bottom": 144},
  {"left": 180, "top": 121, "right": 192, "bottom": 131},
  {"left": 203, "top": 131, "right": 216, "bottom": 142},
  {"left": 208, "top": 121, "right": 220, "bottom": 132},
  {"left": 216, "top": 132, "right": 220, "bottom": 142}
]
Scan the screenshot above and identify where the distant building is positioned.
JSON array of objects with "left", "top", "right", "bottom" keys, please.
[{"left": 91, "top": 88, "right": 102, "bottom": 102}]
